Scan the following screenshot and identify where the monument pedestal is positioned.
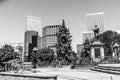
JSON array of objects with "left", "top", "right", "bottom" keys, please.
[{"left": 90, "top": 40, "right": 104, "bottom": 62}]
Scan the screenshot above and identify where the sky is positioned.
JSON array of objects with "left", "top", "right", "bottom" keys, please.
[{"left": 0, "top": 0, "right": 120, "bottom": 52}]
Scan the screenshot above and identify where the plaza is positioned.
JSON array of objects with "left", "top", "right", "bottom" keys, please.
[{"left": 0, "top": 65, "right": 120, "bottom": 80}]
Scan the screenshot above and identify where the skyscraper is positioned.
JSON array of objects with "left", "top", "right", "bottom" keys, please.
[
  {"left": 24, "top": 16, "right": 41, "bottom": 62},
  {"left": 37, "top": 36, "right": 42, "bottom": 49},
  {"left": 42, "top": 25, "right": 61, "bottom": 48},
  {"left": 24, "top": 31, "right": 38, "bottom": 62},
  {"left": 26, "top": 16, "right": 41, "bottom": 36},
  {"left": 86, "top": 12, "right": 104, "bottom": 33}
]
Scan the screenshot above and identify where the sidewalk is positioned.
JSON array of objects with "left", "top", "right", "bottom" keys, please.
[
  {"left": 1, "top": 67, "right": 120, "bottom": 80},
  {"left": 28, "top": 67, "right": 120, "bottom": 80}
]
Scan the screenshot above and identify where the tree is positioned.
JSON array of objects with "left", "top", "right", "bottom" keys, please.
[
  {"left": 0, "top": 44, "right": 19, "bottom": 62},
  {"left": 112, "top": 31, "right": 120, "bottom": 44},
  {"left": 80, "top": 38, "right": 91, "bottom": 65},
  {"left": 31, "top": 47, "right": 54, "bottom": 66},
  {"left": 56, "top": 20, "right": 73, "bottom": 65},
  {"left": 0, "top": 44, "right": 19, "bottom": 71},
  {"left": 99, "top": 30, "right": 118, "bottom": 56}
]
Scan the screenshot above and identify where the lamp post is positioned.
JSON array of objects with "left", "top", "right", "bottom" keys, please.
[
  {"left": 53, "top": 48, "right": 57, "bottom": 67},
  {"left": 113, "top": 43, "right": 120, "bottom": 62},
  {"left": 33, "top": 47, "right": 38, "bottom": 68}
]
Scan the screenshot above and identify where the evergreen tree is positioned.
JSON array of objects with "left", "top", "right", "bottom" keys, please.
[
  {"left": 80, "top": 38, "right": 91, "bottom": 65},
  {"left": 56, "top": 20, "right": 72, "bottom": 65},
  {"left": 81, "top": 39, "right": 91, "bottom": 58}
]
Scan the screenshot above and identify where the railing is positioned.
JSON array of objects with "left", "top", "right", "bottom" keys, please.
[{"left": 0, "top": 62, "right": 33, "bottom": 73}]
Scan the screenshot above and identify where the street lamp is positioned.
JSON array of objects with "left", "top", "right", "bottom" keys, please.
[
  {"left": 53, "top": 48, "right": 57, "bottom": 67},
  {"left": 33, "top": 47, "right": 38, "bottom": 68},
  {"left": 113, "top": 43, "right": 120, "bottom": 62}
]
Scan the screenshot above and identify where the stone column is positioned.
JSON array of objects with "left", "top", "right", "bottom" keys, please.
[
  {"left": 91, "top": 47, "right": 95, "bottom": 60},
  {"left": 100, "top": 46, "right": 104, "bottom": 59}
]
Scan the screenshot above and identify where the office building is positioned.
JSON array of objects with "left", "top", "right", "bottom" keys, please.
[
  {"left": 37, "top": 36, "right": 42, "bottom": 49},
  {"left": 82, "top": 31, "right": 94, "bottom": 43},
  {"left": 26, "top": 16, "right": 42, "bottom": 36},
  {"left": 86, "top": 12, "right": 104, "bottom": 33},
  {"left": 24, "top": 16, "right": 41, "bottom": 62},
  {"left": 24, "top": 30, "right": 38, "bottom": 62},
  {"left": 42, "top": 25, "right": 61, "bottom": 48}
]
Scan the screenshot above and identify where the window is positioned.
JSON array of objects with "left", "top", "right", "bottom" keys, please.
[{"left": 94, "top": 47, "right": 101, "bottom": 58}]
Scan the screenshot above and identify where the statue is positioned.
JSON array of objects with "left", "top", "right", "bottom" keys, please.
[
  {"left": 93, "top": 25, "right": 99, "bottom": 40},
  {"left": 91, "top": 25, "right": 105, "bottom": 62}
]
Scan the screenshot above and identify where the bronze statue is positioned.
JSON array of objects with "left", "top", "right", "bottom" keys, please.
[{"left": 93, "top": 25, "right": 99, "bottom": 39}]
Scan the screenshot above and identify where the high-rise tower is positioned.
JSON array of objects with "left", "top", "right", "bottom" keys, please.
[
  {"left": 26, "top": 16, "right": 41, "bottom": 36},
  {"left": 42, "top": 25, "right": 61, "bottom": 48},
  {"left": 24, "top": 16, "right": 41, "bottom": 62},
  {"left": 24, "top": 31, "right": 38, "bottom": 62},
  {"left": 86, "top": 12, "right": 104, "bottom": 33}
]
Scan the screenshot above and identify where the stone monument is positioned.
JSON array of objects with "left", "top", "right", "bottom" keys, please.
[{"left": 90, "top": 25, "right": 104, "bottom": 62}]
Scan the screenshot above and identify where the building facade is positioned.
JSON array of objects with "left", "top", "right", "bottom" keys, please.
[
  {"left": 24, "top": 30, "right": 38, "bottom": 62},
  {"left": 24, "top": 16, "right": 41, "bottom": 62},
  {"left": 26, "top": 16, "right": 42, "bottom": 36},
  {"left": 37, "top": 36, "right": 42, "bottom": 49},
  {"left": 82, "top": 31, "right": 94, "bottom": 43},
  {"left": 42, "top": 25, "right": 61, "bottom": 48},
  {"left": 86, "top": 12, "right": 104, "bottom": 33}
]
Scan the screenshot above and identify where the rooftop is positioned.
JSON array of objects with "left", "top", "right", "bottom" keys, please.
[{"left": 86, "top": 12, "right": 104, "bottom": 16}]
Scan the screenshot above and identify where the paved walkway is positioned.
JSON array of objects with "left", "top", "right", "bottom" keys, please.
[
  {"left": 31, "top": 68, "right": 120, "bottom": 80},
  {"left": 1, "top": 66, "right": 120, "bottom": 80}
]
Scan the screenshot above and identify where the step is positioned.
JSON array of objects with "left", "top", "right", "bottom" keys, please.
[
  {"left": 91, "top": 68, "right": 120, "bottom": 75},
  {"left": 98, "top": 64, "right": 120, "bottom": 68},
  {"left": 94, "top": 66, "right": 120, "bottom": 71},
  {"left": 98, "top": 65, "right": 120, "bottom": 69}
]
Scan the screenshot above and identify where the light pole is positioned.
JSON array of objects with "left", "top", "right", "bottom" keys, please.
[
  {"left": 33, "top": 47, "right": 38, "bottom": 68},
  {"left": 113, "top": 43, "right": 120, "bottom": 62},
  {"left": 53, "top": 48, "right": 57, "bottom": 67}
]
